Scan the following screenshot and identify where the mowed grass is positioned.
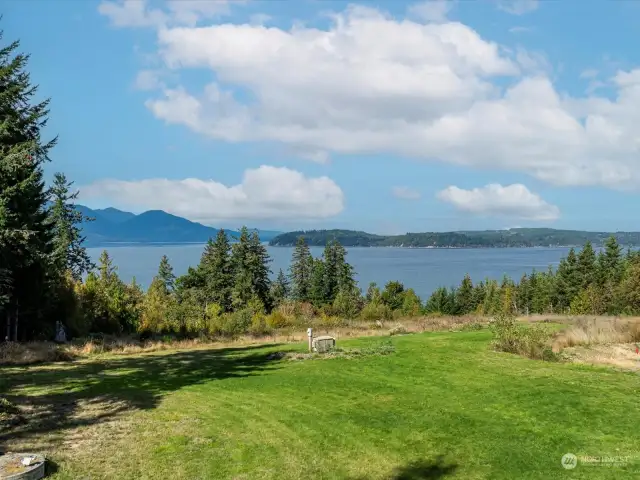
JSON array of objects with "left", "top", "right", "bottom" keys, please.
[{"left": 1, "top": 331, "right": 639, "bottom": 479}]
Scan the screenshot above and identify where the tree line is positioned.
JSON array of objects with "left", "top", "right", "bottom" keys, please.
[
  {"left": 270, "top": 228, "right": 640, "bottom": 249},
  {"left": 425, "top": 237, "right": 640, "bottom": 316}
]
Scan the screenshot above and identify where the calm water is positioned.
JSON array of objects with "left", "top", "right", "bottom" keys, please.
[{"left": 88, "top": 245, "right": 571, "bottom": 299}]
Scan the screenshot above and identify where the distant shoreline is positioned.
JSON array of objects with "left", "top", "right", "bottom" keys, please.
[{"left": 87, "top": 242, "right": 582, "bottom": 249}]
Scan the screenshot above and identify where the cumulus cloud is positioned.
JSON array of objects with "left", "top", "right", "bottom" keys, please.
[
  {"left": 100, "top": 2, "right": 640, "bottom": 191},
  {"left": 436, "top": 183, "right": 560, "bottom": 221},
  {"left": 407, "top": 1, "right": 453, "bottom": 23},
  {"left": 496, "top": 0, "right": 539, "bottom": 15},
  {"left": 98, "top": 0, "right": 241, "bottom": 28},
  {"left": 78, "top": 166, "right": 344, "bottom": 223},
  {"left": 392, "top": 186, "right": 422, "bottom": 200}
]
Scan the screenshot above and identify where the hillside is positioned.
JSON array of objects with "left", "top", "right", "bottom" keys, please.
[
  {"left": 77, "top": 205, "right": 281, "bottom": 246},
  {"left": 269, "top": 228, "right": 640, "bottom": 248}
]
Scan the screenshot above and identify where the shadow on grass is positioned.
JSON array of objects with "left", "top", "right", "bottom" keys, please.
[
  {"left": 0, "top": 344, "right": 285, "bottom": 450},
  {"left": 351, "top": 457, "right": 458, "bottom": 480},
  {"left": 390, "top": 457, "right": 457, "bottom": 479}
]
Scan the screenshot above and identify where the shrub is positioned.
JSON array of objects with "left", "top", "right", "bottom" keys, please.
[
  {"left": 319, "top": 312, "right": 343, "bottom": 329},
  {"left": 217, "top": 309, "right": 252, "bottom": 338},
  {"left": 389, "top": 323, "right": 408, "bottom": 336},
  {"left": 333, "top": 288, "right": 362, "bottom": 319},
  {"left": 490, "top": 312, "right": 553, "bottom": 360},
  {"left": 265, "top": 310, "right": 291, "bottom": 329},
  {"left": 360, "top": 302, "right": 393, "bottom": 321},
  {"left": 249, "top": 313, "right": 271, "bottom": 336}
]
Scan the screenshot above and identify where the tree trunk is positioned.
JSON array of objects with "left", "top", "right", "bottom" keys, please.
[
  {"left": 11, "top": 306, "right": 18, "bottom": 342},
  {"left": 5, "top": 310, "right": 10, "bottom": 342}
]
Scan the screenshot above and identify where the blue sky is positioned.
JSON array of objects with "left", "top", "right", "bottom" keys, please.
[{"left": 4, "top": 0, "right": 640, "bottom": 233}]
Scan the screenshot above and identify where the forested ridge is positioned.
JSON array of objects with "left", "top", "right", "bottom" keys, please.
[{"left": 269, "top": 228, "right": 640, "bottom": 248}]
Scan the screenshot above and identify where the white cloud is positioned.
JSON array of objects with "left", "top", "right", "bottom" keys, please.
[
  {"left": 407, "top": 1, "right": 453, "bottom": 23},
  {"left": 101, "top": 3, "right": 640, "bottom": 191},
  {"left": 78, "top": 166, "right": 344, "bottom": 223},
  {"left": 436, "top": 183, "right": 560, "bottom": 221},
  {"left": 98, "top": 0, "right": 241, "bottom": 28},
  {"left": 496, "top": 0, "right": 539, "bottom": 15},
  {"left": 133, "top": 69, "right": 164, "bottom": 90},
  {"left": 392, "top": 186, "right": 422, "bottom": 200}
]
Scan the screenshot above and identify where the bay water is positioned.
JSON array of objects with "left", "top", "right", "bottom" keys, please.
[{"left": 88, "top": 245, "right": 571, "bottom": 299}]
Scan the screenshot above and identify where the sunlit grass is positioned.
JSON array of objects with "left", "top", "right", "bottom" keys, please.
[{"left": 2, "top": 331, "right": 639, "bottom": 479}]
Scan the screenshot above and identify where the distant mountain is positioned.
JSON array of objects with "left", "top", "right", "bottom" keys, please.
[
  {"left": 94, "top": 207, "right": 136, "bottom": 224},
  {"left": 269, "top": 228, "right": 640, "bottom": 248},
  {"left": 77, "top": 205, "right": 281, "bottom": 246}
]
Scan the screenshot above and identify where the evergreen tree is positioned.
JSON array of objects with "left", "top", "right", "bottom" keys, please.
[
  {"left": 198, "top": 230, "right": 232, "bottom": 311},
  {"left": 270, "top": 269, "right": 289, "bottom": 306},
  {"left": 322, "top": 241, "right": 339, "bottom": 303},
  {"left": 230, "top": 227, "right": 252, "bottom": 309},
  {"left": 49, "top": 172, "right": 94, "bottom": 280},
  {"left": 309, "top": 258, "right": 326, "bottom": 306},
  {"left": 157, "top": 255, "right": 176, "bottom": 294},
  {"left": 554, "top": 249, "right": 580, "bottom": 311},
  {"left": 600, "top": 236, "right": 624, "bottom": 285},
  {"left": 454, "top": 274, "right": 473, "bottom": 314},
  {"left": 516, "top": 273, "right": 531, "bottom": 315},
  {"left": 332, "top": 241, "right": 357, "bottom": 294},
  {"left": 471, "top": 280, "right": 486, "bottom": 314},
  {"left": 482, "top": 279, "right": 502, "bottom": 314},
  {"left": 381, "top": 280, "right": 405, "bottom": 310},
  {"left": 365, "top": 282, "right": 381, "bottom": 304},
  {"left": 246, "top": 231, "right": 272, "bottom": 310},
  {"left": 289, "top": 236, "right": 313, "bottom": 302},
  {"left": 424, "top": 286, "right": 454, "bottom": 314},
  {"left": 98, "top": 250, "right": 117, "bottom": 283},
  {"left": 0, "top": 33, "right": 57, "bottom": 340},
  {"left": 577, "top": 241, "right": 597, "bottom": 289}
]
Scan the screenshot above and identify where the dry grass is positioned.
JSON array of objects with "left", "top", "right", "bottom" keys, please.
[
  {"left": 552, "top": 317, "right": 640, "bottom": 351},
  {"left": 560, "top": 343, "right": 640, "bottom": 371},
  {"left": 0, "top": 315, "right": 488, "bottom": 366},
  {"left": 8, "top": 314, "right": 636, "bottom": 367}
]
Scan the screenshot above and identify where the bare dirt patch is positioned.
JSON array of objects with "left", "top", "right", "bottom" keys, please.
[{"left": 560, "top": 343, "right": 640, "bottom": 371}]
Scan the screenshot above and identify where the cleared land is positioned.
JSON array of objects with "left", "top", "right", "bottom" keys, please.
[{"left": 1, "top": 329, "right": 639, "bottom": 479}]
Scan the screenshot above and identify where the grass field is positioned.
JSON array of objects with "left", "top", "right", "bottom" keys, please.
[{"left": 1, "top": 329, "right": 639, "bottom": 479}]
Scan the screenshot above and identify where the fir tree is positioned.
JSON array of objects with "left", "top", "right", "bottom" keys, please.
[
  {"left": 199, "top": 230, "right": 232, "bottom": 311},
  {"left": 334, "top": 241, "right": 357, "bottom": 294},
  {"left": 157, "top": 255, "right": 176, "bottom": 294},
  {"left": 365, "top": 282, "right": 381, "bottom": 304},
  {"left": 322, "top": 241, "right": 339, "bottom": 303},
  {"left": 270, "top": 269, "right": 289, "bottom": 306},
  {"left": 230, "top": 227, "right": 252, "bottom": 309},
  {"left": 454, "top": 273, "right": 473, "bottom": 314},
  {"left": 246, "top": 231, "right": 272, "bottom": 310},
  {"left": 577, "top": 241, "right": 597, "bottom": 289},
  {"left": 289, "top": 236, "right": 313, "bottom": 302},
  {"left": 424, "top": 286, "right": 453, "bottom": 314},
  {"left": 98, "top": 250, "right": 117, "bottom": 283},
  {"left": 309, "top": 258, "right": 326, "bottom": 306},
  {"left": 49, "top": 172, "right": 94, "bottom": 280},
  {"left": 0, "top": 32, "right": 57, "bottom": 340}
]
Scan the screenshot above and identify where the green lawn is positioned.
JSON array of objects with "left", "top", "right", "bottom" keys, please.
[{"left": 1, "top": 331, "right": 639, "bottom": 479}]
